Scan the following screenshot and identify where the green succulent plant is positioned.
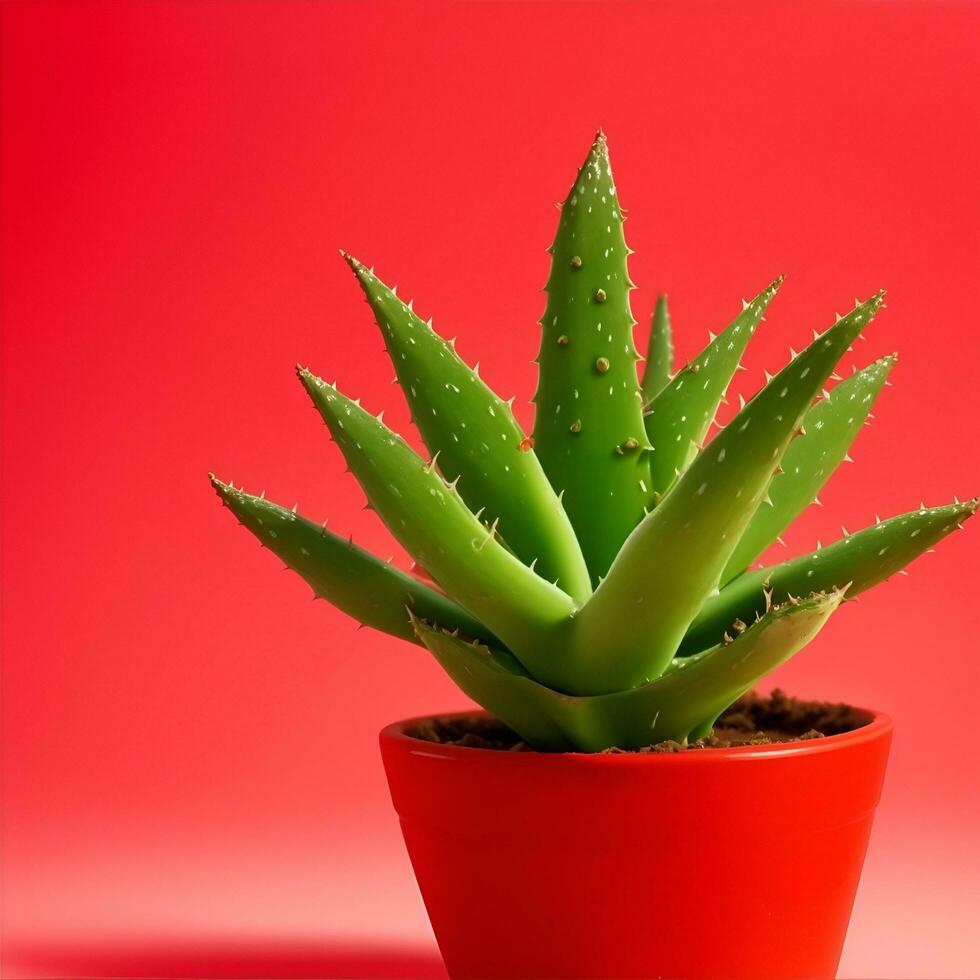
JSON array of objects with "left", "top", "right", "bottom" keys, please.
[{"left": 211, "top": 131, "right": 975, "bottom": 752}]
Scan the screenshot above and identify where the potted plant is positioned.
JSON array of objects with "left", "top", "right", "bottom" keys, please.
[{"left": 211, "top": 132, "right": 974, "bottom": 979}]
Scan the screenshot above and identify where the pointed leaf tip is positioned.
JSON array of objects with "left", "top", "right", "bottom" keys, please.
[
  {"left": 644, "top": 275, "right": 782, "bottom": 496},
  {"left": 341, "top": 251, "right": 372, "bottom": 280},
  {"left": 208, "top": 472, "right": 233, "bottom": 496}
]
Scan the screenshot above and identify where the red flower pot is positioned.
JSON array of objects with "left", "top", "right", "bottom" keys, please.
[{"left": 380, "top": 708, "right": 892, "bottom": 980}]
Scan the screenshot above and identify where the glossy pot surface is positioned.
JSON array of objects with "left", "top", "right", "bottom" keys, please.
[{"left": 380, "top": 708, "right": 892, "bottom": 979}]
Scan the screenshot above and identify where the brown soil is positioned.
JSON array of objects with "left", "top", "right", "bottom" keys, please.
[{"left": 409, "top": 689, "right": 872, "bottom": 753}]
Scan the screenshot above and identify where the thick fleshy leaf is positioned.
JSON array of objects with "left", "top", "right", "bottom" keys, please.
[
  {"left": 413, "top": 591, "right": 843, "bottom": 751},
  {"left": 681, "top": 498, "right": 978, "bottom": 654},
  {"left": 640, "top": 294, "right": 673, "bottom": 403},
  {"left": 644, "top": 278, "right": 783, "bottom": 497},
  {"left": 344, "top": 256, "right": 591, "bottom": 603},
  {"left": 532, "top": 132, "right": 649, "bottom": 584},
  {"left": 211, "top": 476, "right": 496, "bottom": 645},
  {"left": 562, "top": 294, "right": 884, "bottom": 694},
  {"left": 721, "top": 354, "right": 896, "bottom": 584},
  {"left": 297, "top": 370, "right": 575, "bottom": 679}
]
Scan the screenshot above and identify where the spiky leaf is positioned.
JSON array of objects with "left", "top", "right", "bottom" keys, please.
[
  {"left": 721, "top": 354, "right": 896, "bottom": 584},
  {"left": 411, "top": 613, "right": 574, "bottom": 750},
  {"left": 564, "top": 293, "right": 884, "bottom": 694},
  {"left": 640, "top": 293, "right": 673, "bottom": 403},
  {"left": 532, "top": 131, "right": 649, "bottom": 584},
  {"left": 681, "top": 498, "right": 978, "bottom": 654},
  {"left": 414, "top": 591, "right": 842, "bottom": 751},
  {"left": 344, "top": 255, "right": 591, "bottom": 602},
  {"left": 644, "top": 279, "right": 782, "bottom": 498},
  {"left": 297, "top": 370, "right": 575, "bottom": 676},
  {"left": 211, "top": 476, "right": 496, "bottom": 644}
]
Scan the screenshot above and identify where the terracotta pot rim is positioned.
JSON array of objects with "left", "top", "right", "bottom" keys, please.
[{"left": 380, "top": 705, "right": 892, "bottom": 765}]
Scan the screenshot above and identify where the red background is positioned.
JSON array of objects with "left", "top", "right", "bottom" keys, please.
[{"left": 3, "top": 2, "right": 979, "bottom": 977}]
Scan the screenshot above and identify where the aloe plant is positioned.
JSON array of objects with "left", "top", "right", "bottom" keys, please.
[{"left": 211, "top": 131, "right": 975, "bottom": 752}]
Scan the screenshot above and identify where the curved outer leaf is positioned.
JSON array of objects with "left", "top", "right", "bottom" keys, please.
[
  {"left": 640, "top": 294, "right": 673, "bottom": 404},
  {"left": 644, "top": 278, "right": 783, "bottom": 497},
  {"left": 344, "top": 255, "right": 591, "bottom": 603},
  {"left": 297, "top": 369, "right": 575, "bottom": 678},
  {"left": 561, "top": 293, "right": 885, "bottom": 694},
  {"left": 412, "top": 613, "right": 575, "bottom": 751},
  {"left": 532, "top": 132, "right": 649, "bottom": 584},
  {"left": 721, "top": 354, "right": 897, "bottom": 584},
  {"left": 210, "top": 476, "right": 497, "bottom": 645},
  {"left": 413, "top": 591, "right": 843, "bottom": 752},
  {"left": 681, "top": 498, "right": 978, "bottom": 654}
]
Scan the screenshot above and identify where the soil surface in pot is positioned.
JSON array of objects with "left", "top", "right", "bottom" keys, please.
[{"left": 410, "top": 689, "right": 872, "bottom": 753}]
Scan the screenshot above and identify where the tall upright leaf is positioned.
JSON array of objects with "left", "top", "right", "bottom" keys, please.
[
  {"left": 532, "top": 132, "right": 649, "bottom": 583},
  {"left": 640, "top": 294, "right": 674, "bottom": 403},
  {"left": 644, "top": 278, "right": 782, "bottom": 497}
]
